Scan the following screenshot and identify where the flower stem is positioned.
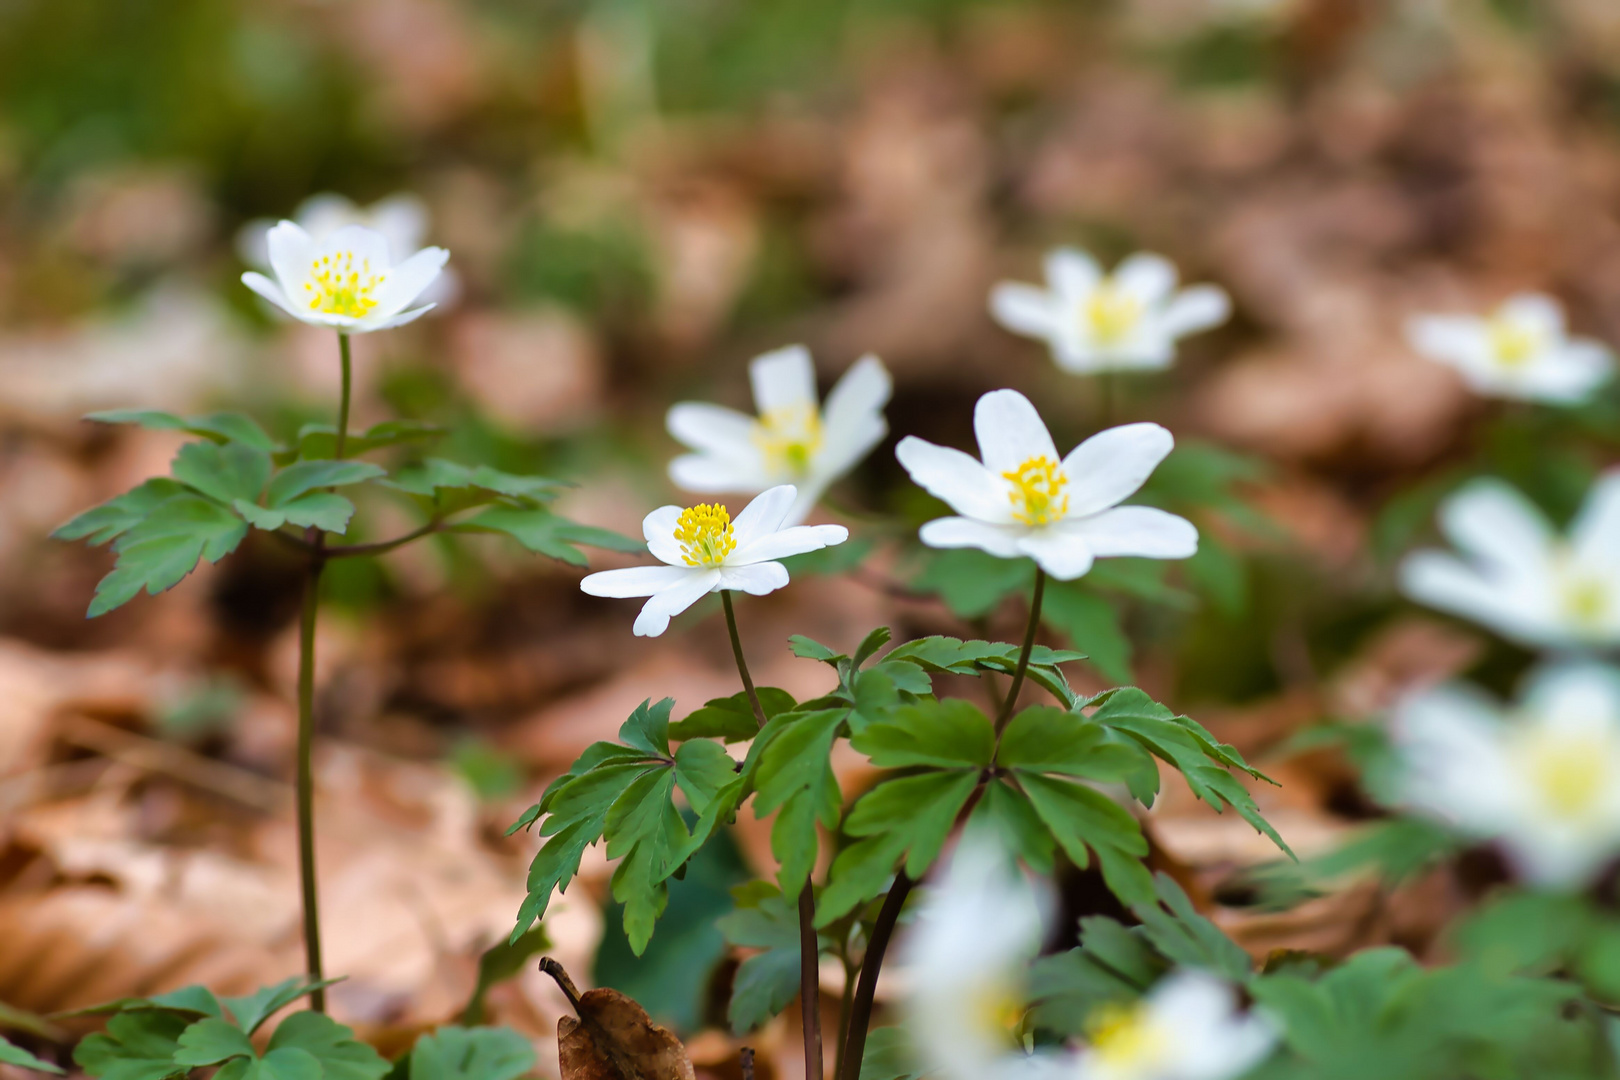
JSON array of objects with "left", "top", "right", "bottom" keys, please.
[
  {"left": 335, "top": 334, "right": 353, "bottom": 460},
  {"left": 832, "top": 949, "right": 857, "bottom": 1080},
  {"left": 1098, "top": 371, "right": 1117, "bottom": 428},
  {"left": 296, "top": 553, "right": 327, "bottom": 1011},
  {"left": 720, "top": 589, "right": 821, "bottom": 1079},
  {"left": 836, "top": 873, "right": 913, "bottom": 1080},
  {"left": 995, "top": 568, "right": 1046, "bottom": 733}
]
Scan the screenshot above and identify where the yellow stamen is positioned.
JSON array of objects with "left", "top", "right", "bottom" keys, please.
[
  {"left": 1086, "top": 1001, "right": 1165, "bottom": 1067},
  {"left": 302, "top": 249, "right": 386, "bottom": 318},
  {"left": 674, "top": 503, "right": 737, "bottom": 567},
  {"left": 753, "top": 403, "right": 823, "bottom": 477},
  {"left": 1486, "top": 315, "right": 1540, "bottom": 369},
  {"left": 1081, "top": 281, "right": 1143, "bottom": 345},
  {"left": 1003, "top": 455, "right": 1069, "bottom": 526},
  {"left": 1521, "top": 731, "right": 1611, "bottom": 820}
]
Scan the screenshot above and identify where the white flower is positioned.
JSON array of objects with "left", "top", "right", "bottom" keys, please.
[
  {"left": 1400, "top": 473, "right": 1620, "bottom": 651},
  {"left": 579, "top": 485, "right": 847, "bottom": 637},
  {"left": 895, "top": 390, "right": 1198, "bottom": 581},
  {"left": 1407, "top": 294, "right": 1615, "bottom": 404},
  {"left": 990, "top": 250, "right": 1230, "bottom": 374},
  {"left": 1073, "top": 972, "right": 1276, "bottom": 1080},
  {"left": 240, "top": 221, "right": 449, "bottom": 334},
  {"left": 900, "top": 831, "right": 1063, "bottom": 1080},
  {"left": 667, "top": 345, "right": 891, "bottom": 527},
  {"left": 1393, "top": 665, "right": 1620, "bottom": 888}
]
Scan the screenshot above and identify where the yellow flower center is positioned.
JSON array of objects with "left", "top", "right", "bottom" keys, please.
[
  {"left": 753, "top": 403, "right": 823, "bottom": 477},
  {"left": 302, "top": 250, "right": 387, "bottom": 318},
  {"left": 968, "top": 979, "right": 1026, "bottom": 1045},
  {"left": 674, "top": 503, "right": 737, "bottom": 567},
  {"left": 1561, "top": 575, "right": 1610, "bottom": 630},
  {"left": 1086, "top": 1001, "right": 1166, "bottom": 1068},
  {"left": 1521, "top": 730, "right": 1612, "bottom": 821},
  {"left": 1082, "top": 282, "right": 1144, "bottom": 345},
  {"left": 1485, "top": 316, "right": 1540, "bottom": 369},
  {"left": 1003, "top": 455, "right": 1069, "bottom": 526}
]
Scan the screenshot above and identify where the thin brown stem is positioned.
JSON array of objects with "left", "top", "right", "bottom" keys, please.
[
  {"left": 722, "top": 590, "right": 767, "bottom": 727},
  {"left": 836, "top": 874, "right": 913, "bottom": 1080},
  {"left": 832, "top": 949, "right": 858, "bottom": 1080},
  {"left": 995, "top": 568, "right": 1046, "bottom": 732},
  {"left": 296, "top": 550, "right": 327, "bottom": 1011}
]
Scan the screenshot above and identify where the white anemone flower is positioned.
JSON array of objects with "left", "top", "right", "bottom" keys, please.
[
  {"left": 1400, "top": 473, "right": 1620, "bottom": 651},
  {"left": 900, "top": 831, "right": 1063, "bottom": 1080},
  {"left": 1407, "top": 294, "right": 1615, "bottom": 404},
  {"left": 1074, "top": 971, "right": 1276, "bottom": 1080},
  {"left": 579, "top": 484, "right": 847, "bottom": 637},
  {"left": 990, "top": 249, "right": 1231, "bottom": 374},
  {"left": 895, "top": 390, "right": 1197, "bottom": 581},
  {"left": 1392, "top": 665, "right": 1620, "bottom": 888},
  {"left": 667, "top": 345, "right": 892, "bottom": 527},
  {"left": 240, "top": 221, "right": 449, "bottom": 333}
]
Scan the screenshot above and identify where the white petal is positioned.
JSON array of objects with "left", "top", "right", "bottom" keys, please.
[
  {"left": 1521, "top": 339, "right": 1616, "bottom": 402},
  {"left": 1015, "top": 529, "right": 1095, "bottom": 580},
  {"left": 580, "top": 564, "right": 693, "bottom": 598},
  {"left": 810, "top": 412, "right": 886, "bottom": 490},
  {"left": 317, "top": 223, "right": 392, "bottom": 267},
  {"left": 366, "top": 246, "right": 449, "bottom": 321},
  {"left": 1399, "top": 551, "right": 1560, "bottom": 647},
  {"left": 1499, "top": 292, "right": 1566, "bottom": 339},
  {"left": 1407, "top": 314, "right": 1487, "bottom": 364},
  {"left": 917, "top": 517, "right": 1024, "bottom": 558},
  {"left": 266, "top": 220, "right": 316, "bottom": 295},
  {"left": 718, "top": 561, "right": 790, "bottom": 595},
  {"left": 1158, "top": 284, "right": 1231, "bottom": 339},
  {"left": 749, "top": 345, "right": 818, "bottom": 414},
  {"left": 817, "top": 354, "right": 892, "bottom": 474},
  {"left": 1044, "top": 247, "right": 1101, "bottom": 299},
  {"left": 293, "top": 194, "right": 360, "bottom": 241},
  {"left": 731, "top": 485, "right": 798, "bottom": 546},
  {"left": 779, "top": 481, "right": 829, "bottom": 529},
  {"left": 1438, "top": 480, "right": 1552, "bottom": 572},
  {"left": 241, "top": 271, "right": 300, "bottom": 317},
  {"left": 1112, "top": 252, "right": 1178, "bottom": 305},
  {"left": 731, "top": 523, "right": 848, "bottom": 565},
  {"left": 667, "top": 402, "right": 762, "bottom": 456},
  {"left": 896, "top": 437, "right": 1014, "bottom": 522},
  {"left": 1393, "top": 684, "right": 1519, "bottom": 832},
  {"left": 989, "top": 283, "right": 1061, "bottom": 339},
  {"left": 1573, "top": 471, "right": 1620, "bottom": 568},
  {"left": 1060, "top": 423, "right": 1175, "bottom": 518},
  {"left": 669, "top": 453, "right": 771, "bottom": 494},
  {"left": 1066, "top": 506, "right": 1198, "bottom": 558},
  {"left": 974, "top": 390, "right": 1059, "bottom": 475},
  {"left": 368, "top": 194, "right": 430, "bottom": 258},
  {"left": 642, "top": 505, "right": 686, "bottom": 566},
  {"left": 633, "top": 569, "right": 722, "bottom": 636},
  {"left": 368, "top": 303, "right": 436, "bottom": 331}
]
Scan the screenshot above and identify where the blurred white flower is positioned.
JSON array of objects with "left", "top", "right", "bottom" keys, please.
[
  {"left": 579, "top": 485, "right": 847, "bottom": 637},
  {"left": 1407, "top": 294, "right": 1615, "bottom": 404},
  {"left": 895, "top": 390, "right": 1197, "bottom": 581},
  {"left": 1073, "top": 971, "right": 1276, "bottom": 1080},
  {"left": 1393, "top": 665, "right": 1620, "bottom": 888},
  {"left": 238, "top": 194, "right": 458, "bottom": 310},
  {"left": 241, "top": 222, "right": 449, "bottom": 334},
  {"left": 1400, "top": 474, "right": 1620, "bottom": 651},
  {"left": 667, "top": 346, "right": 891, "bottom": 527},
  {"left": 901, "top": 831, "right": 1062, "bottom": 1080},
  {"left": 990, "top": 250, "right": 1230, "bottom": 374}
]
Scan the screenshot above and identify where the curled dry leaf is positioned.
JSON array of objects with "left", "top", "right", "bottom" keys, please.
[{"left": 541, "top": 958, "right": 696, "bottom": 1080}]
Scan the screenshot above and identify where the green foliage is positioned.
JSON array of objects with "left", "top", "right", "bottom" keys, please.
[
  {"left": 404, "top": 1028, "right": 534, "bottom": 1080},
  {"left": 718, "top": 882, "right": 818, "bottom": 1034},
  {"left": 856, "top": 1029, "right": 922, "bottom": 1080},
  {"left": 0, "top": 1035, "right": 63, "bottom": 1075},
  {"left": 461, "top": 928, "right": 549, "bottom": 1026},
  {"left": 75, "top": 1011, "right": 191, "bottom": 1080}
]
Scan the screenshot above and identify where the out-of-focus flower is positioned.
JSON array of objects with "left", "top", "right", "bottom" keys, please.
[
  {"left": 990, "top": 250, "right": 1230, "bottom": 374},
  {"left": 895, "top": 390, "right": 1197, "bottom": 580},
  {"left": 901, "top": 831, "right": 1061, "bottom": 1080},
  {"left": 579, "top": 485, "right": 847, "bottom": 637},
  {"left": 241, "top": 222, "right": 449, "bottom": 334},
  {"left": 1400, "top": 475, "right": 1620, "bottom": 651},
  {"left": 667, "top": 346, "right": 891, "bottom": 527},
  {"left": 1074, "top": 971, "right": 1276, "bottom": 1080},
  {"left": 1393, "top": 665, "right": 1620, "bottom": 888},
  {"left": 239, "top": 194, "right": 458, "bottom": 309},
  {"left": 1406, "top": 294, "right": 1615, "bottom": 404}
]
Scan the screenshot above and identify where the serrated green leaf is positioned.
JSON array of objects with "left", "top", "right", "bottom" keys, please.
[
  {"left": 728, "top": 948, "right": 801, "bottom": 1035},
  {"left": 1028, "top": 919, "right": 1163, "bottom": 1036},
  {"left": 857, "top": 1028, "right": 923, "bottom": 1080},
  {"left": 89, "top": 495, "right": 248, "bottom": 617},
  {"left": 788, "top": 635, "right": 844, "bottom": 664},
  {"left": 279, "top": 492, "right": 356, "bottom": 532},
  {"left": 407, "top": 1026, "right": 535, "bottom": 1080},
  {"left": 222, "top": 977, "right": 335, "bottom": 1036},
  {"left": 670, "top": 688, "right": 795, "bottom": 742},
  {"left": 267, "top": 460, "right": 386, "bottom": 506},
  {"left": 74, "top": 1011, "right": 189, "bottom": 1080},
  {"left": 0, "top": 1035, "right": 63, "bottom": 1074},
  {"left": 816, "top": 833, "right": 910, "bottom": 927},
  {"left": 753, "top": 709, "right": 847, "bottom": 817},
  {"left": 171, "top": 441, "right": 272, "bottom": 506},
  {"left": 268, "top": 1012, "right": 389, "bottom": 1080},
  {"left": 247, "top": 1047, "right": 323, "bottom": 1080},
  {"left": 1019, "top": 774, "right": 1152, "bottom": 905},
  {"left": 997, "top": 707, "right": 1149, "bottom": 782},
  {"left": 673, "top": 739, "right": 737, "bottom": 813},
  {"left": 1132, "top": 874, "right": 1253, "bottom": 981},
  {"left": 457, "top": 507, "right": 639, "bottom": 566},
  {"left": 844, "top": 770, "right": 979, "bottom": 879},
  {"left": 619, "top": 698, "right": 674, "bottom": 757},
  {"left": 853, "top": 626, "right": 892, "bottom": 668},
  {"left": 87, "top": 410, "right": 275, "bottom": 451},
  {"left": 850, "top": 699, "right": 993, "bottom": 770},
  {"left": 287, "top": 419, "right": 443, "bottom": 464},
  {"left": 54, "top": 479, "right": 188, "bottom": 546},
  {"left": 173, "top": 1018, "right": 254, "bottom": 1066},
  {"left": 969, "top": 780, "right": 1055, "bottom": 875}
]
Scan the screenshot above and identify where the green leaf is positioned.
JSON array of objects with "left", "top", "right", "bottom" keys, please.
[
  {"left": 223, "top": 977, "right": 335, "bottom": 1036},
  {"left": 247, "top": 1047, "right": 324, "bottom": 1080},
  {"left": 172, "top": 441, "right": 272, "bottom": 506},
  {"left": 1131, "top": 874, "right": 1253, "bottom": 982},
  {"left": 728, "top": 947, "right": 802, "bottom": 1035},
  {"left": 89, "top": 495, "right": 249, "bottom": 617},
  {"left": 73, "top": 1011, "right": 189, "bottom": 1080},
  {"left": 850, "top": 699, "right": 994, "bottom": 770},
  {"left": 1041, "top": 583, "right": 1131, "bottom": 684},
  {"left": 286, "top": 419, "right": 444, "bottom": 463},
  {"left": 456, "top": 507, "right": 640, "bottom": 566},
  {"left": 0, "top": 1035, "right": 63, "bottom": 1074},
  {"left": 268, "top": 1012, "right": 390, "bottom": 1080},
  {"left": 461, "top": 928, "right": 548, "bottom": 1025},
  {"left": 968, "top": 780, "right": 1055, "bottom": 875},
  {"left": 997, "top": 707, "right": 1150, "bottom": 782},
  {"left": 387, "top": 459, "right": 566, "bottom": 512},
  {"left": 87, "top": 410, "right": 275, "bottom": 451},
  {"left": 407, "top": 1027, "right": 535, "bottom": 1080},
  {"left": 673, "top": 739, "right": 737, "bottom": 813},
  {"left": 788, "top": 635, "right": 844, "bottom": 664},
  {"left": 815, "top": 833, "right": 909, "bottom": 927},
  {"left": 54, "top": 479, "right": 188, "bottom": 546},
  {"left": 912, "top": 548, "right": 1032, "bottom": 618},
  {"left": 755, "top": 709, "right": 846, "bottom": 896},
  {"left": 619, "top": 697, "right": 674, "bottom": 757},
  {"left": 843, "top": 770, "right": 979, "bottom": 879},
  {"left": 1020, "top": 773, "right": 1152, "bottom": 905},
  {"left": 670, "top": 688, "right": 795, "bottom": 741},
  {"left": 858, "top": 1028, "right": 923, "bottom": 1080},
  {"left": 853, "top": 626, "right": 892, "bottom": 667},
  {"left": 267, "top": 460, "right": 386, "bottom": 506},
  {"left": 1028, "top": 916, "right": 1165, "bottom": 1035},
  {"left": 173, "top": 1018, "right": 255, "bottom": 1066}
]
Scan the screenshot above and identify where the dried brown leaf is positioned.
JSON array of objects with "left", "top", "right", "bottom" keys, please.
[{"left": 543, "top": 959, "right": 696, "bottom": 1080}]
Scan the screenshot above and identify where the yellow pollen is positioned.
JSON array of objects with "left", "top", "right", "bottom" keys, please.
[
  {"left": 674, "top": 503, "right": 737, "bottom": 567},
  {"left": 1522, "top": 731, "right": 1611, "bottom": 820},
  {"left": 1086, "top": 1002, "right": 1165, "bottom": 1067},
  {"left": 1082, "top": 282, "right": 1144, "bottom": 345},
  {"left": 1486, "top": 315, "right": 1540, "bottom": 369},
  {"left": 753, "top": 403, "right": 823, "bottom": 477},
  {"left": 1003, "top": 455, "right": 1069, "bottom": 526},
  {"left": 302, "top": 249, "right": 386, "bottom": 318}
]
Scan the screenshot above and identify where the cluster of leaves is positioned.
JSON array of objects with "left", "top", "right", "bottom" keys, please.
[
  {"left": 54, "top": 410, "right": 636, "bottom": 616},
  {"left": 67, "top": 977, "right": 534, "bottom": 1080},
  {"left": 510, "top": 624, "right": 1286, "bottom": 1036}
]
